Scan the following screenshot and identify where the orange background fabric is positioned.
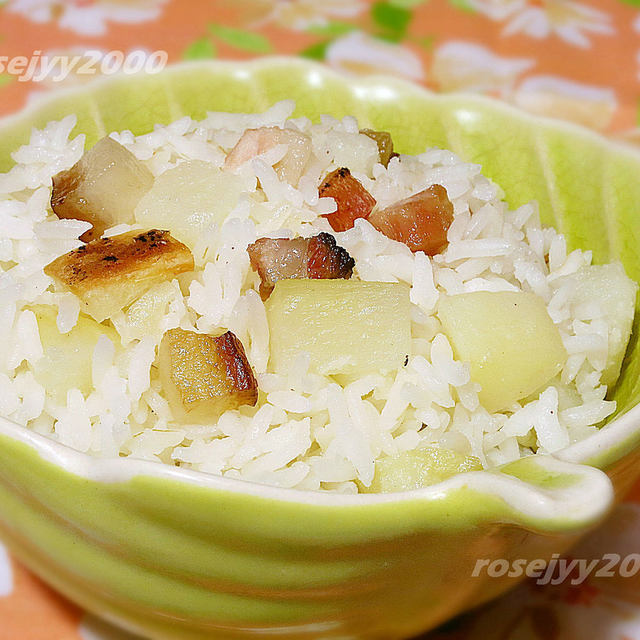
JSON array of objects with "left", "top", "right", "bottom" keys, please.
[{"left": 0, "top": 1, "right": 639, "bottom": 638}]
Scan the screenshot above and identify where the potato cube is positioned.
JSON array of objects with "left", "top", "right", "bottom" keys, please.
[
  {"left": 317, "top": 130, "right": 379, "bottom": 176},
  {"left": 113, "top": 281, "right": 179, "bottom": 344},
  {"left": 266, "top": 279, "right": 411, "bottom": 376},
  {"left": 158, "top": 328, "right": 258, "bottom": 423},
  {"left": 44, "top": 229, "right": 194, "bottom": 323},
  {"left": 31, "top": 305, "right": 118, "bottom": 403},
  {"left": 572, "top": 262, "right": 637, "bottom": 386},
  {"left": 437, "top": 291, "right": 567, "bottom": 413},
  {"left": 135, "top": 160, "right": 245, "bottom": 250},
  {"left": 51, "top": 136, "right": 154, "bottom": 242},
  {"left": 360, "top": 446, "right": 482, "bottom": 493}
]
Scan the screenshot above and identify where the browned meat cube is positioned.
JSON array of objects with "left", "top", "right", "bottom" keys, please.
[
  {"left": 51, "top": 136, "right": 154, "bottom": 242},
  {"left": 44, "top": 229, "right": 194, "bottom": 322},
  {"left": 158, "top": 328, "right": 258, "bottom": 422},
  {"left": 247, "top": 232, "right": 354, "bottom": 299},
  {"left": 318, "top": 167, "right": 376, "bottom": 232},
  {"left": 306, "top": 233, "right": 355, "bottom": 279},
  {"left": 368, "top": 184, "right": 454, "bottom": 255}
]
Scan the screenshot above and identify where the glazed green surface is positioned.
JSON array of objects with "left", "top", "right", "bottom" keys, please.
[
  {"left": 0, "top": 433, "right": 607, "bottom": 638},
  {"left": 0, "top": 59, "right": 638, "bottom": 639},
  {"left": 499, "top": 457, "right": 581, "bottom": 490}
]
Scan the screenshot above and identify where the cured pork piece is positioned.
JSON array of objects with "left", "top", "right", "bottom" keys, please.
[
  {"left": 158, "top": 328, "right": 258, "bottom": 423},
  {"left": 44, "top": 229, "right": 194, "bottom": 322},
  {"left": 368, "top": 184, "right": 454, "bottom": 255},
  {"left": 318, "top": 167, "right": 376, "bottom": 232},
  {"left": 224, "top": 126, "right": 311, "bottom": 186},
  {"left": 247, "top": 232, "right": 354, "bottom": 299},
  {"left": 51, "top": 136, "right": 154, "bottom": 242}
]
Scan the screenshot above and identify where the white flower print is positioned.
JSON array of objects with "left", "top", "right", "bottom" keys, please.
[
  {"left": 0, "top": 542, "right": 14, "bottom": 597},
  {"left": 6, "top": 0, "right": 168, "bottom": 36},
  {"left": 470, "top": 0, "right": 614, "bottom": 49},
  {"left": 326, "top": 31, "right": 424, "bottom": 81},
  {"left": 431, "top": 40, "right": 534, "bottom": 96},
  {"left": 512, "top": 75, "right": 617, "bottom": 130}
]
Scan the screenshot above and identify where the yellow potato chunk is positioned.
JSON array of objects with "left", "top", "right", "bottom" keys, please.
[
  {"left": 266, "top": 279, "right": 411, "bottom": 376},
  {"left": 31, "top": 305, "right": 118, "bottom": 403},
  {"left": 44, "top": 229, "right": 194, "bottom": 323},
  {"left": 360, "top": 446, "right": 482, "bottom": 493},
  {"left": 134, "top": 160, "right": 245, "bottom": 250},
  {"left": 51, "top": 136, "right": 154, "bottom": 242},
  {"left": 117, "top": 281, "right": 178, "bottom": 343},
  {"left": 158, "top": 328, "right": 258, "bottom": 423},
  {"left": 572, "top": 262, "right": 637, "bottom": 387},
  {"left": 438, "top": 291, "right": 567, "bottom": 413}
]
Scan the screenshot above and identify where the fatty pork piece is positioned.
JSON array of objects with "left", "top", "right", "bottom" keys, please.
[
  {"left": 158, "top": 328, "right": 258, "bottom": 423},
  {"left": 51, "top": 136, "right": 154, "bottom": 242},
  {"left": 44, "top": 229, "right": 194, "bottom": 322},
  {"left": 318, "top": 167, "right": 377, "bottom": 232},
  {"left": 368, "top": 184, "right": 454, "bottom": 255},
  {"left": 224, "top": 126, "right": 311, "bottom": 186},
  {"left": 247, "top": 232, "right": 355, "bottom": 299}
]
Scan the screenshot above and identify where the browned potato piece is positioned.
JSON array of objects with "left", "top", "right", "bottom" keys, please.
[
  {"left": 360, "top": 129, "right": 395, "bottom": 167},
  {"left": 51, "top": 136, "right": 154, "bottom": 242},
  {"left": 158, "top": 328, "right": 258, "bottom": 423},
  {"left": 44, "top": 229, "right": 194, "bottom": 322}
]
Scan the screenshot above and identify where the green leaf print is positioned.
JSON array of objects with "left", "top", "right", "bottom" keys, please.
[
  {"left": 208, "top": 24, "right": 273, "bottom": 53},
  {"left": 371, "top": 2, "right": 412, "bottom": 36},
  {"left": 448, "top": 0, "right": 477, "bottom": 12},
  {"left": 183, "top": 38, "right": 217, "bottom": 60},
  {"left": 373, "top": 32, "right": 404, "bottom": 43},
  {"left": 298, "top": 40, "right": 332, "bottom": 61},
  {"left": 306, "top": 21, "right": 358, "bottom": 37}
]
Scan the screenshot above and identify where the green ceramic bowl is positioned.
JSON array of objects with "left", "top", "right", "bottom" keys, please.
[{"left": 0, "top": 58, "right": 638, "bottom": 640}]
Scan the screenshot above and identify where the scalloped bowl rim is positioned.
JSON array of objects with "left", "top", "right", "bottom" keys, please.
[
  {"left": 7, "top": 57, "right": 640, "bottom": 164},
  {"left": 0, "top": 57, "right": 636, "bottom": 512},
  {"left": 0, "top": 415, "right": 615, "bottom": 523}
]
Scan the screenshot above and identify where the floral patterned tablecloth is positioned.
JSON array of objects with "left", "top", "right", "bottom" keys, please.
[{"left": 0, "top": 1, "right": 639, "bottom": 639}]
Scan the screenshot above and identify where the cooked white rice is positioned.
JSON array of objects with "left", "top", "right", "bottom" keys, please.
[{"left": 0, "top": 101, "right": 619, "bottom": 492}]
